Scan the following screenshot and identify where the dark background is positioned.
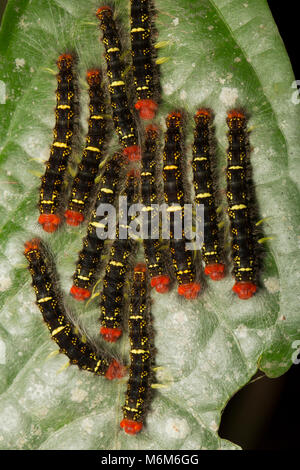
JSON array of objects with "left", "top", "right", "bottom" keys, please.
[{"left": 0, "top": 0, "right": 299, "bottom": 451}]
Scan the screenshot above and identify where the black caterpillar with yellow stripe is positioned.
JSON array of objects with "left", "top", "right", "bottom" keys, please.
[
  {"left": 38, "top": 53, "right": 78, "bottom": 233},
  {"left": 24, "top": 238, "right": 124, "bottom": 380},
  {"left": 226, "top": 110, "right": 257, "bottom": 299},
  {"left": 99, "top": 171, "right": 139, "bottom": 342},
  {"left": 70, "top": 152, "right": 125, "bottom": 301},
  {"left": 130, "top": 0, "right": 158, "bottom": 120},
  {"left": 192, "top": 109, "right": 225, "bottom": 281},
  {"left": 96, "top": 6, "right": 141, "bottom": 162},
  {"left": 65, "top": 69, "right": 109, "bottom": 226},
  {"left": 120, "top": 263, "right": 154, "bottom": 435},
  {"left": 163, "top": 112, "right": 201, "bottom": 300},
  {"left": 141, "top": 125, "right": 171, "bottom": 293}
]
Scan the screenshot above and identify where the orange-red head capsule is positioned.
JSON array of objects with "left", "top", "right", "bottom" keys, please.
[
  {"left": 24, "top": 239, "right": 40, "bottom": 254},
  {"left": 120, "top": 419, "right": 143, "bottom": 435},
  {"left": 123, "top": 145, "right": 141, "bottom": 162},
  {"left": 57, "top": 53, "right": 73, "bottom": 69},
  {"left": 70, "top": 285, "right": 91, "bottom": 301},
  {"left": 178, "top": 282, "right": 201, "bottom": 300},
  {"left": 86, "top": 68, "right": 101, "bottom": 85},
  {"left": 227, "top": 110, "right": 245, "bottom": 120},
  {"left": 105, "top": 359, "right": 126, "bottom": 380},
  {"left": 134, "top": 263, "right": 147, "bottom": 273},
  {"left": 100, "top": 326, "right": 122, "bottom": 343},
  {"left": 64, "top": 210, "right": 85, "bottom": 227},
  {"left": 195, "top": 108, "right": 211, "bottom": 118},
  {"left": 232, "top": 281, "right": 257, "bottom": 300},
  {"left": 204, "top": 263, "right": 226, "bottom": 281},
  {"left": 96, "top": 5, "right": 112, "bottom": 17},
  {"left": 38, "top": 214, "right": 61, "bottom": 233},
  {"left": 135, "top": 99, "right": 158, "bottom": 121},
  {"left": 150, "top": 275, "right": 171, "bottom": 294}
]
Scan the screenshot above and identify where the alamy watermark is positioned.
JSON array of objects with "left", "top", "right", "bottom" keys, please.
[
  {"left": 291, "top": 80, "right": 300, "bottom": 105},
  {"left": 94, "top": 197, "right": 205, "bottom": 251},
  {"left": 291, "top": 340, "right": 300, "bottom": 365}
]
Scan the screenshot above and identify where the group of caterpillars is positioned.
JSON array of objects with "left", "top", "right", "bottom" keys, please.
[{"left": 26, "top": 0, "right": 262, "bottom": 437}]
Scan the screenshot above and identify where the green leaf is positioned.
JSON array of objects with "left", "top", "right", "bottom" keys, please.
[{"left": 0, "top": 0, "right": 299, "bottom": 450}]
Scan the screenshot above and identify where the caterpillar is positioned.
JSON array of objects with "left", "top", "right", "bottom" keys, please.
[
  {"left": 65, "top": 69, "right": 109, "bottom": 226},
  {"left": 38, "top": 53, "right": 78, "bottom": 233},
  {"left": 96, "top": 6, "right": 141, "bottom": 162},
  {"left": 162, "top": 111, "right": 201, "bottom": 300},
  {"left": 192, "top": 109, "right": 225, "bottom": 281},
  {"left": 130, "top": 0, "right": 158, "bottom": 120},
  {"left": 70, "top": 152, "right": 125, "bottom": 301},
  {"left": 120, "top": 263, "right": 154, "bottom": 435},
  {"left": 141, "top": 125, "right": 171, "bottom": 293},
  {"left": 99, "top": 170, "right": 139, "bottom": 343},
  {"left": 24, "top": 238, "right": 125, "bottom": 380},
  {"left": 226, "top": 110, "right": 257, "bottom": 299}
]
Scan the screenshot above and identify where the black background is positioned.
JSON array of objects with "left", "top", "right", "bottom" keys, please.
[{"left": 0, "top": 0, "right": 299, "bottom": 452}]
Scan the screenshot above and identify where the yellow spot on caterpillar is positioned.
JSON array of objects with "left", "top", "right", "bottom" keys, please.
[
  {"left": 124, "top": 405, "right": 139, "bottom": 412},
  {"left": 51, "top": 325, "right": 66, "bottom": 336},
  {"left": 57, "top": 104, "right": 71, "bottom": 109},
  {"left": 167, "top": 205, "right": 182, "bottom": 212},
  {"left": 78, "top": 275, "right": 90, "bottom": 281},
  {"left": 71, "top": 199, "right": 84, "bottom": 204},
  {"left": 90, "top": 221, "right": 106, "bottom": 228},
  {"left": 111, "top": 80, "right": 125, "bottom": 87},
  {"left": 37, "top": 296, "right": 53, "bottom": 303},
  {"left": 196, "top": 192, "right": 212, "bottom": 198},
  {"left": 164, "top": 165, "right": 178, "bottom": 170},
  {"left": 193, "top": 157, "right": 208, "bottom": 161},
  {"left": 129, "top": 315, "right": 143, "bottom": 320},
  {"left": 231, "top": 204, "right": 247, "bottom": 210},
  {"left": 100, "top": 187, "right": 114, "bottom": 193},
  {"left": 131, "top": 27, "right": 145, "bottom": 32},
  {"left": 53, "top": 142, "right": 68, "bottom": 148},
  {"left": 228, "top": 165, "right": 243, "bottom": 169},
  {"left": 107, "top": 47, "right": 120, "bottom": 52},
  {"left": 137, "top": 86, "right": 149, "bottom": 90},
  {"left": 131, "top": 349, "right": 148, "bottom": 354},
  {"left": 110, "top": 260, "right": 124, "bottom": 267},
  {"left": 94, "top": 360, "right": 102, "bottom": 372},
  {"left": 91, "top": 115, "right": 104, "bottom": 120},
  {"left": 86, "top": 146, "right": 100, "bottom": 152}
]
